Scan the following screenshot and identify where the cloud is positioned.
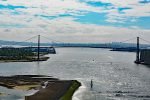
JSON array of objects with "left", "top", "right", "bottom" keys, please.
[
  {"left": 0, "top": 0, "right": 149, "bottom": 43},
  {"left": 139, "top": 0, "right": 150, "bottom": 4},
  {"left": 83, "top": 0, "right": 150, "bottom": 24},
  {"left": 0, "top": 0, "right": 150, "bottom": 27},
  {"left": 0, "top": 17, "right": 150, "bottom": 43},
  {"left": 0, "top": 0, "right": 103, "bottom": 27},
  {"left": 0, "top": 0, "right": 101, "bottom": 15}
]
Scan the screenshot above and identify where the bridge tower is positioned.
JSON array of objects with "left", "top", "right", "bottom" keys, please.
[
  {"left": 135, "top": 37, "right": 140, "bottom": 64},
  {"left": 38, "top": 35, "right": 40, "bottom": 61}
]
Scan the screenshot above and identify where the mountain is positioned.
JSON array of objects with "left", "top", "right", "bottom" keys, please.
[{"left": 0, "top": 40, "right": 150, "bottom": 49}]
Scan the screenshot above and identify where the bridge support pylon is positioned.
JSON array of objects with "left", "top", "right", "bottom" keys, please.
[
  {"left": 135, "top": 37, "right": 140, "bottom": 64},
  {"left": 38, "top": 35, "right": 40, "bottom": 61}
]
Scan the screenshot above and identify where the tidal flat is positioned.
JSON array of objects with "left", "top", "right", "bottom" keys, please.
[{"left": 0, "top": 75, "right": 81, "bottom": 100}]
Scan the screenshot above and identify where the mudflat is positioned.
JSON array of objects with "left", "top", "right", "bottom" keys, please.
[{"left": 0, "top": 75, "right": 81, "bottom": 100}]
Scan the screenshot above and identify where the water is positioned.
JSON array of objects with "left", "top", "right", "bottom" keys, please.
[{"left": 0, "top": 48, "right": 150, "bottom": 100}]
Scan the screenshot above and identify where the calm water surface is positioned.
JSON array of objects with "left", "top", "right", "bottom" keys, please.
[{"left": 0, "top": 48, "right": 150, "bottom": 100}]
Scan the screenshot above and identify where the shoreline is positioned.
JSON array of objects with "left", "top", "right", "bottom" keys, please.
[
  {"left": 0, "top": 75, "right": 81, "bottom": 100},
  {"left": 0, "top": 56, "right": 50, "bottom": 63},
  {"left": 26, "top": 80, "right": 81, "bottom": 100}
]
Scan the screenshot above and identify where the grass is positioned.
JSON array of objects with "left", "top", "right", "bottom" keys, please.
[{"left": 60, "top": 80, "right": 81, "bottom": 100}]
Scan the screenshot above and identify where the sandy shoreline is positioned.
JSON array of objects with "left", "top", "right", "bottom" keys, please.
[{"left": 0, "top": 75, "right": 81, "bottom": 100}]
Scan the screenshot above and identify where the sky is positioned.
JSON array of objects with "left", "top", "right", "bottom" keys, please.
[{"left": 0, "top": 0, "right": 150, "bottom": 43}]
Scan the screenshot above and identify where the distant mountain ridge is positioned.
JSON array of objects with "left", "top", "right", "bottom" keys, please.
[
  {"left": 0, "top": 40, "right": 150, "bottom": 49},
  {"left": 0, "top": 40, "right": 46, "bottom": 46}
]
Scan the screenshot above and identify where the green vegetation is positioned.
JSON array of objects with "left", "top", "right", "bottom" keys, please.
[
  {"left": 0, "top": 48, "right": 34, "bottom": 60},
  {"left": 60, "top": 80, "right": 81, "bottom": 100}
]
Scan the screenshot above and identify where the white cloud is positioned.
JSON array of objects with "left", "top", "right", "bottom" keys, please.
[
  {"left": 84, "top": 0, "right": 150, "bottom": 23},
  {"left": 107, "top": 0, "right": 150, "bottom": 21},
  {"left": 0, "top": 0, "right": 149, "bottom": 43},
  {"left": 0, "top": 0, "right": 103, "bottom": 28},
  {"left": 0, "top": 0, "right": 150, "bottom": 25},
  {"left": 0, "top": 17, "right": 150, "bottom": 43},
  {"left": 0, "top": 0, "right": 102, "bottom": 15}
]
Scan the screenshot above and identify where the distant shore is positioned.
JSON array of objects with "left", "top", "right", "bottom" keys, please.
[
  {"left": 0, "top": 47, "right": 56, "bottom": 62},
  {"left": 0, "top": 75, "right": 81, "bottom": 100},
  {"left": 0, "top": 56, "right": 50, "bottom": 62}
]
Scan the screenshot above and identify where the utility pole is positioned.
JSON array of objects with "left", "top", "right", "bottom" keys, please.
[
  {"left": 38, "top": 35, "right": 40, "bottom": 61},
  {"left": 135, "top": 37, "right": 140, "bottom": 64}
]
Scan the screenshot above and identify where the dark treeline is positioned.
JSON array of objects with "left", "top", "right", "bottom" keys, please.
[{"left": 0, "top": 48, "right": 34, "bottom": 60}]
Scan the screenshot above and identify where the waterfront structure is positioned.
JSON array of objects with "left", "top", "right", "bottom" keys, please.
[{"left": 140, "top": 49, "right": 150, "bottom": 65}]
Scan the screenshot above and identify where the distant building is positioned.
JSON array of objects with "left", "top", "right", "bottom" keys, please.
[{"left": 23, "top": 47, "right": 56, "bottom": 54}]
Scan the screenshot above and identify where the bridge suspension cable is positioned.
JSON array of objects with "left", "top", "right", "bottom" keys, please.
[
  {"left": 40, "top": 35, "right": 64, "bottom": 43},
  {"left": 118, "top": 36, "right": 150, "bottom": 45},
  {"left": 7, "top": 34, "right": 64, "bottom": 47},
  {"left": 139, "top": 37, "right": 150, "bottom": 44},
  {"left": 10, "top": 35, "right": 38, "bottom": 46},
  {"left": 119, "top": 37, "right": 137, "bottom": 43}
]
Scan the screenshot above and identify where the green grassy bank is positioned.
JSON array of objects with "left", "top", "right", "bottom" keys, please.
[{"left": 60, "top": 80, "right": 81, "bottom": 100}]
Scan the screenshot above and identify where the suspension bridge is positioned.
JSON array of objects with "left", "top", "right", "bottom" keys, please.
[
  {"left": 0, "top": 35, "right": 58, "bottom": 61},
  {"left": 110, "top": 36, "right": 150, "bottom": 64},
  {"left": 0, "top": 35, "right": 150, "bottom": 63}
]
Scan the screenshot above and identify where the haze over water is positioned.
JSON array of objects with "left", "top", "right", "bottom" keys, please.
[{"left": 0, "top": 48, "right": 150, "bottom": 100}]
